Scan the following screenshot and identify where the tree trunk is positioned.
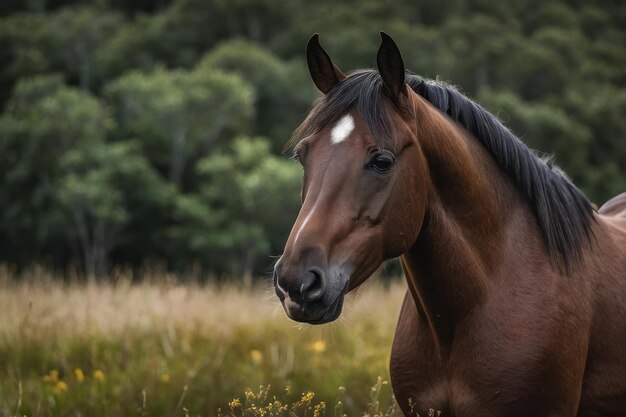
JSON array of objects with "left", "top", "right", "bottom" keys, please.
[
  {"left": 93, "top": 218, "right": 108, "bottom": 277},
  {"left": 70, "top": 206, "right": 96, "bottom": 282},
  {"left": 75, "top": 41, "right": 91, "bottom": 91},
  {"left": 241, "top": 250, "right": 256, "bottom": 290},
  {"left": 69, "top": 205, "right": 111, "bottom": 280},
  {"left": 202, "top": 112, "right": 230, "bottom": 154},
  {"left": 169, "top": 128, "right": 188, "bottom": 186}
]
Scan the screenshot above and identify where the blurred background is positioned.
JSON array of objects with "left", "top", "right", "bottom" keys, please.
[
  {"left": 0, "top": 0, "right": 624, "bottom": 416},
  {"left": 1, "top": 0, "right": 625, "bottom": 279}
]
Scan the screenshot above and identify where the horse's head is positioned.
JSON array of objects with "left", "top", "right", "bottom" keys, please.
[{"left": 274, "top": 33, "right": 428, "bottom": 324}]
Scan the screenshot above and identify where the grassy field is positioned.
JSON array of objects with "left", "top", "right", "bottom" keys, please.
[{"left": 0, "top": 267, "right": 408, "bottom": 417}]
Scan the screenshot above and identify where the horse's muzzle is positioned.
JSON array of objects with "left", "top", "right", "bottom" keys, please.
[{"left": 273, "top": 259, "right": 349, "bottom": 324}]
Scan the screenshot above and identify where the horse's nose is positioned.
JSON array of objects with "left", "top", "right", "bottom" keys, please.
[
  {"left": 274, "top": 264, "right": 326, "bottom": 303},
  {"left": 299, "top": 267, "right": 326, "bottom": 302}
]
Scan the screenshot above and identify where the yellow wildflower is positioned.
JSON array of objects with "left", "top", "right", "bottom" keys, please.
[
  {"left": 160, "top": 373, "right": 170, "bottom": 383},
  {"left": 309, "top": 340, "right": 326, "bottom": 353},
  {"left": 229, "top": 398, "right": 242, "bottom": 409},
  {"left": 313, "top": 402, "right": 326, "bottom": 417},
  {"left": 250, "top": 349, "right": 263, "bottom": 364},
  {"left": 41, "top": 369, "right": 59, "bottom": 383},
  {"left": 42, "top": 371, "right": 56, "bottom": 383},
  {"left": 74, "top": 368, "right": 85, "bottom": 382},
  {"left": 244, "top": 388, "right": 255, "bottom": 401},
  {"left": 93, "top": 369, "right": 106, "bottom": 382},
  {"left": 53, "top": 380, "right": 68, "bottom": 395},
  {"left": 301, "top": 391, "right": 315, "bottom": 402}
]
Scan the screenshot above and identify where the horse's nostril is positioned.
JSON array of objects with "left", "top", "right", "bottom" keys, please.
[{"left": 300, "top": 267, "right": 326, "bottom": 302}]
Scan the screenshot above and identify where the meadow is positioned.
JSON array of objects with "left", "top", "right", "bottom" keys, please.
[{"left": 0, "top": 267, "right": 409, "bottom": 417}]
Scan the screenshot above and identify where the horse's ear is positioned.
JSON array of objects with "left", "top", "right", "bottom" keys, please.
[
  {"left": 377, "top": 32, "right": 407, "bottom": 106},
  {"left": 307, "top": 34, "right": 346, "bottom": 94}
]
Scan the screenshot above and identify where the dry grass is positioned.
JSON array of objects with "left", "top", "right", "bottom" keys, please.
[{"left": 0, "top": 267, "right": 407, "bottom": 417}]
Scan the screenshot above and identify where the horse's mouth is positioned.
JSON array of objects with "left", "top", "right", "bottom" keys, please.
[{"left": 282, "top": 285, "right": 347, "bottom": 325}]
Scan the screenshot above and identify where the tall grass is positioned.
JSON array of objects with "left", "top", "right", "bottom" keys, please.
[{"left": 0, "top": 267, "right": 406, "bottom": 417}]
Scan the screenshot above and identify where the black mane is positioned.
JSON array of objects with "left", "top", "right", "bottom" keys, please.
[{"left": 290, "top": 69, "right": 594, "bottom": 273}]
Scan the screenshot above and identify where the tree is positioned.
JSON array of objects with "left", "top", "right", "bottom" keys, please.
[
  {"left": 57, "top": 141, "right": 171, "bottom": 278},
  {"left": 0, "top": 7, "right": 123, "bottom": 96},
  {"left": 478, "top": 89, "right": 593, "bottom": 195},
  {"left": 0, "top": 76, "right": 112, "bottom": 268},
  {"left": 198, "top": 39, "right": 314, "bottom": 150},
  {"left": 0, "top": 74, "right": 175, "bottom": 276},
  {"left": 0, "top": 0, "right": 625, "bottom": 276},
  {"left": 105, "top": 66, "right": 255, "bottom": 187},
  {"left": 561, "top": 84, "right": 626, "bottom": 202},
  {"left": 172, "top": 137, "right": 301, "bottom": 281}
]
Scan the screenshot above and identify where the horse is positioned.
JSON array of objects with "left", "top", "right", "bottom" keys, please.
[{"left": 272, "top": 32, "right": 626, "bottom": 416}]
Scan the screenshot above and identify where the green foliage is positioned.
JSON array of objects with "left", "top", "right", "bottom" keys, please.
[
  {"left": 0, "top": 7, "right": 123, "bottom": 95},
  {"left": 0, "top": 77, "right": 113, "bottom": 267},
  {"left": 106, "top": 66, "right": 254, "bottom": 185},
  {"left": 0, "top": 0, "right": 624, "bottom": 276},
  {"left": 173, "top": 137, "right": 301, "bottom": 276},
  {"left": 57, "top": 141, "right": 172, "bottom": 276},
  {"left": 478, "top": 89, "right": 592, "bottom": 188},
  {"left": 198, "top": 39, "right": 314, "bottom": 149}
]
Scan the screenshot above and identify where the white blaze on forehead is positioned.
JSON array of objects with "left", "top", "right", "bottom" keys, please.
[{"left": 330, "top": 114, "right": 355, "bottom": 144}]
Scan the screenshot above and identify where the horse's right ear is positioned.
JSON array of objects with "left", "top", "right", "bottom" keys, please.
[{"left": 306, "top": 34, "right": 346, "bottom": 94}]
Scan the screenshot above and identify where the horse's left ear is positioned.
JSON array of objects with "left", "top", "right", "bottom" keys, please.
[{"left": 377, "top": 32, "right": 407, "bottom": 107}]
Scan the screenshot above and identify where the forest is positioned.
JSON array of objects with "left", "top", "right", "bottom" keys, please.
[{"left": 1, "top": 0, "right": 624, "bottom": 279}]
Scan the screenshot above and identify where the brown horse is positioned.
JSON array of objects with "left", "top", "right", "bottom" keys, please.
[{"left": 273, "top": 33, "right": 626, "bottom": 416}]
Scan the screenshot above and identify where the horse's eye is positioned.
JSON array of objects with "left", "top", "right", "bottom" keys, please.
[
  {"left": 368, "top": 154, "right": 395, "bottom": 173},
  {"left": 293, "top": 150, "right": 304, "bottom": 166}
]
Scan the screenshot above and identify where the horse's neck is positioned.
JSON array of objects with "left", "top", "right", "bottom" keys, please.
[{"left": 400, "top": 98, "right": 535, "bottom": 354}]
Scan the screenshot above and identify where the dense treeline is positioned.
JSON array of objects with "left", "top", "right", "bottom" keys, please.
[{"left": 0, "top": 0, "right": 624, "bottom": 278}]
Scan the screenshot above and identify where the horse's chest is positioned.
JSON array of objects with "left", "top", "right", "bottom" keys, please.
[
  {"left": 389, "top": 360, "right": 479, "bottom": 416},
  {"left": 389, "top": 288, "right": 591, "bottom": 416},
  {"left": 389, "top": 292, "right": 550, "bottom": 416},
  {"left": 390, "top": 343, "right": 524, "bottom": 416},
  {"left": 389, "top": 295, "right": 468, "bottom": 414}
]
